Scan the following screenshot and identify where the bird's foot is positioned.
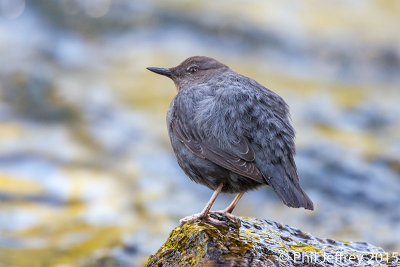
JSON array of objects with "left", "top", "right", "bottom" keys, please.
[
  {"left": 179, "top": 213, "right": 225, "bottom": 225},
  {"left": 214, "top": 210, "right": 238, "bottom": 221}
]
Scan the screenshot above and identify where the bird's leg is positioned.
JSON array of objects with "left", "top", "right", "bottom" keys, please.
[
  {"left": 179, "top": 183, "right": 224, "bottom": 225},
  {"left": 215, "top": 192, "right": 244, "bottom": 220}
]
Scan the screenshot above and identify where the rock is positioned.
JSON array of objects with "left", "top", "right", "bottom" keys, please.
[{"left": 146, "top": 213, "right": 399, "bottom": 266}]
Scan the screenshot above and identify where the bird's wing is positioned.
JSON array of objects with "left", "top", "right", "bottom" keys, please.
[{"left": 171, "top": 117, "right": 264, "bottom": 184}]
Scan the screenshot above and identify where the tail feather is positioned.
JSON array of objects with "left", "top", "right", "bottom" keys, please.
[{"left": 263, "top": 163, "right": 314, "bottom": 210}]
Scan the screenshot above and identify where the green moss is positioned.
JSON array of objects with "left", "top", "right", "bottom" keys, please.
[{"left": 146, "top": 215, "right": 257, "bottom": 266}]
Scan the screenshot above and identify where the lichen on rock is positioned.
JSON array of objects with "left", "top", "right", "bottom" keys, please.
[{"left": 146, "top": 213, "right": 399, "bottom": 266}]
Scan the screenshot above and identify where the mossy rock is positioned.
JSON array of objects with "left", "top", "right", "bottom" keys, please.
[{"left": 146, "top": 213, "right": 399, "bottom": 266}]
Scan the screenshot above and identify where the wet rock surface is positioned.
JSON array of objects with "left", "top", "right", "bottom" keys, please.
[{"left": 146, "top": 214, "right": 399, "bottom": 267}]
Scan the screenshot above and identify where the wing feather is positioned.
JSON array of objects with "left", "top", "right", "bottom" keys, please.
[{"left": 172, "top": 118, "right": 264, "bottom": 184}]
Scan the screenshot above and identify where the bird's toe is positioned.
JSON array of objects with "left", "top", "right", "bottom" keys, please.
[
  {"left": 179, "top": 213, "right": 226, "bottom": 225},
  {"left": 179, "top": 213, "right": 205, "bottom": 225},
  {"left": 213, "top": 210, "right": 238, "bottom": 221}
]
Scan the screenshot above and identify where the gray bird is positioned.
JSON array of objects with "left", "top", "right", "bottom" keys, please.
[{"left": 147, "top": 56, "right": 313, "bottom": 224}]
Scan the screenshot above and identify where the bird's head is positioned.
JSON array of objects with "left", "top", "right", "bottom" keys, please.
[{"left": 147, "top": 56, "right": 228, "bottom": 90}]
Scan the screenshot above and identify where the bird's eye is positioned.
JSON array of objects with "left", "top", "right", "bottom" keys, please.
[{"left": 187, "top": 66, "right": 198, "bottom": 73}]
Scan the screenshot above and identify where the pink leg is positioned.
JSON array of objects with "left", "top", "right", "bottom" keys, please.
[
  {"left": 180, "top": 184, "right": 224, "bottom": 225},
  {"left": 215, "top": 192, "right": 244, "bottom": 219}
]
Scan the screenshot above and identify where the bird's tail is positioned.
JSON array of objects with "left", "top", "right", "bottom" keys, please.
[{"left": 263, "top": 163, "right": 314, "bottom": 210}]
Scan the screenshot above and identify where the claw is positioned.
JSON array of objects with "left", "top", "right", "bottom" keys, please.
[
  {"left": 179, "top": 213, "right": 225, "bottom": 225},
  {"left": 179, "top": 213, "right": 204, "bottom": 225},
  {"left": 214, "top": 210, "right": 238, "bottom": 221}
]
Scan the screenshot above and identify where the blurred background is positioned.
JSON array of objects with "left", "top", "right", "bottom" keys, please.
[{"left": 0, "top": 0, "right": 399, "bottom": 266}]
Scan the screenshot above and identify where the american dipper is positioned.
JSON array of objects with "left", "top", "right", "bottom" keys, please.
[{"left": 147, "top": 56, "right": 313, "bottom": 224}]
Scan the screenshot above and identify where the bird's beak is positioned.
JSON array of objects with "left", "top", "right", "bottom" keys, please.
[{"left": 146, "top": 67, "right": 172, "bottom": 78}]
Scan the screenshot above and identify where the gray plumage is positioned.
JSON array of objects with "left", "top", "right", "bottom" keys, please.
[{"left": 148, "top": 56, "right": 313, "bottom": 211}]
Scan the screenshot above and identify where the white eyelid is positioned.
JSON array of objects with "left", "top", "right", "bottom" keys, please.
[{"left": 187, "top": 65, "right": 198, "bottom": 71}]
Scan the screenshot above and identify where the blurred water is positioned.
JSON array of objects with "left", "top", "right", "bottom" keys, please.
[{"left": 0, "top": 0, "right": 399, "bottom": 266}]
